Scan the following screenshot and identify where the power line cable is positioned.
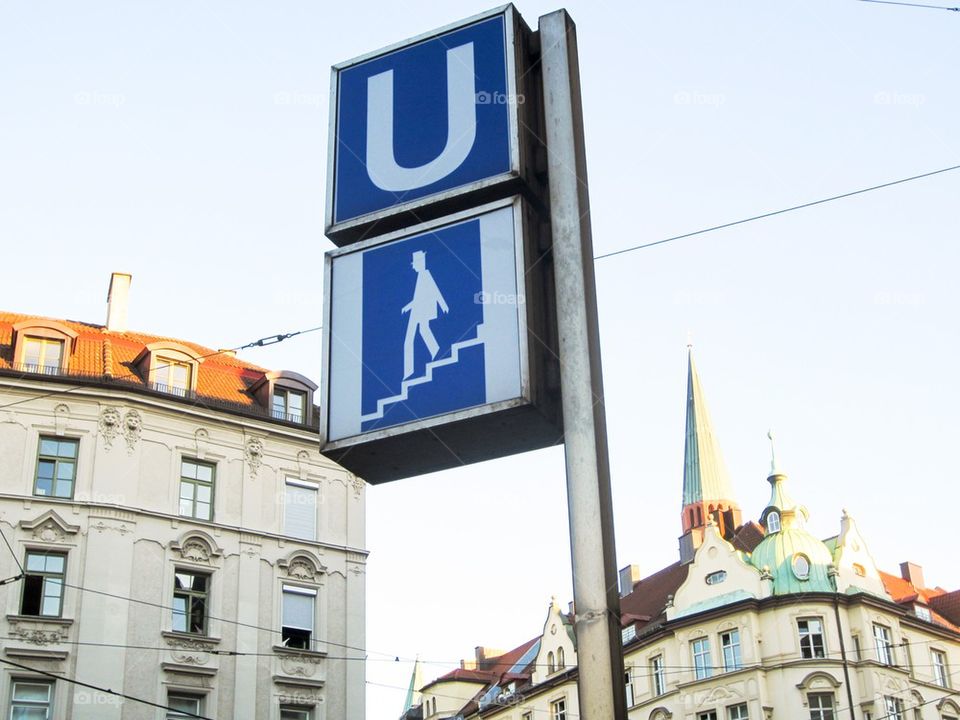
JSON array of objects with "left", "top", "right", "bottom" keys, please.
[
  {"left": 0, "top": 656, "right": 212, "bottom": 720},
  {"left": 858, "top": 0, "right": 960, "bottom": 10},
  {"left": 593, "top": 163, "right": 960, "bottom": 260}
]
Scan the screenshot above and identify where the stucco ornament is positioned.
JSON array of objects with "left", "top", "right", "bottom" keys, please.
[
  {"left": 280, "top": 653, "right": 321, "bottom": 677},
  {"left": 8, "top": 619, "right": 69, "bottom": 646},
  {"left": 33, "top": 521, "right": 64, "bottom": 543},
  {"left": 167, "top": 636, "right": 211, "bottom": 666},
  {"left": 123, "top": 409, "right": 142, "bottom": 452},
  {"left": 54, "top": 403, "right": 70, "bottom": 435},
  {"left": 245, "top": 437, "right": 264, "bottom": 478},
  {"left": 98, "top": 407, "right": 122, "bottom": 449},
  {"left": 181, "top": 540, "right": 211, "bottom": 564},
  {"left": 287, "top": 558, "right": 317, "bottom": 582},
  {"left": 350, "top": 474, "right": 364, "bottom": 499}
]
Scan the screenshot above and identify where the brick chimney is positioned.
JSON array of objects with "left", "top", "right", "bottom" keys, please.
[
  {"left": 900, "top": 561, "right": 925, "bottom": 589},
  {"left": 106, "top": 273, "right": 132, "bottom": 333},
  {"left": 619, "top": 564, "right": 641, "bottom": 597}
]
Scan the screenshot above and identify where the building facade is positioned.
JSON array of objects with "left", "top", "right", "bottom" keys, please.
[
  {"left": 406, "top": 350, "right": 960, "bottom": 720},
  {"left": 0, "top": 275, "right": 366, "bottom": 719}
]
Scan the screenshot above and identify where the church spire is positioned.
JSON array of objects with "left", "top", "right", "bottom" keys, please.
[{"left": 679, "top": 348, "right": 742, "bottom": 563}]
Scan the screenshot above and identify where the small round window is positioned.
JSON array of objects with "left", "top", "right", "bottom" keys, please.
[
  {"left": 705, "top": 570, "right": 727, "bottom": 585},
  {"left": 792, "top": 553, "right": 811, "bottom": 580}
]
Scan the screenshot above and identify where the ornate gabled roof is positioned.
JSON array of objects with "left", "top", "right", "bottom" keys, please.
[{"left": 682, "top": 348, "right": 735, "bottom": 507}]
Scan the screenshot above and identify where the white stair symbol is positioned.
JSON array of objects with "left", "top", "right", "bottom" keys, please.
[{"left": 361, "top": 327, "right": 485, "bottom": 423}]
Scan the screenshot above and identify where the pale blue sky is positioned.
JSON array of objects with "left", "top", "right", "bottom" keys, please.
[{"left": 2, "top": 1, "right": 958, "bottom": 717}]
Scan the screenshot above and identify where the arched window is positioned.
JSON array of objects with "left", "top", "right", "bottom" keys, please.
[
  {"left": 558, "top": 647, "right": 565, "bottom": 669},
  {"left": 547, "top": 650, "right": 555, "bottom": 674},
  {"left": 766, "top": 511, "right": 781, "bottom": 533},
  {"left": 792, "top": 553, "right": 811, "bottom": 580}
]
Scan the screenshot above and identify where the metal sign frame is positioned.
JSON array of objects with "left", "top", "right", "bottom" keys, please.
[
  {"left": 319, "top": 196, "right": 561, "bottom": 482},
  {"left": 324, "top": 4, "right": 534, "bottom": 245}
]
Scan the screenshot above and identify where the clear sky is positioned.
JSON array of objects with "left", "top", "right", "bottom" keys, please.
[{"left": 2, "top": 1, "right": 958, "bottom": 717}]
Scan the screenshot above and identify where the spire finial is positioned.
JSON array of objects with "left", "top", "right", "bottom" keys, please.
[
  {"left": 768, "top": 429, "right": 779, "bottom": 476},
  {"left": 687, "top": 331, "right": 693, "bottom": 350}
]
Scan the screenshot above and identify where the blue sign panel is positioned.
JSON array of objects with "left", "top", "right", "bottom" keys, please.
[
  {"left": 331, "top": 13, "right": 514, "bottom": 225},
  {"left": 325, "top": 204, "right": 524, "bottom": 442}
]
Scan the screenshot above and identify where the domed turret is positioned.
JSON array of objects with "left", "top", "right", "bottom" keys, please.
[{"left": 750, "top": 433, "right": 835, "bottom": 594}]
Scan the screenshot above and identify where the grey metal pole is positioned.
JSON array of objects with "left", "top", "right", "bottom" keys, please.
[{"left": 538, "top": 10, "right": 627, "bottom": 720}]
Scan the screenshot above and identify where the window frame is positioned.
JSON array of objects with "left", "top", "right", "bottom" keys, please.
[
  {"left": 273, "top": 387, "right": 308, "bottom": 423},
  {"left": 22, "top": 336, "right": 65, "bottom": 375},
  {"left": 166, "top": 692, "right": 204, "bottom": 719},
  {"left": 33, "top": 436, "right": 79, "bottom": 499},
  {"left": 172, "top": 569, "right": 210, "bottom": 636},
  {"left": 798, "top": 617, "right": 827, "bottom": 659},
  {"left": 280, "top": 707, "right": 312, "bottom": 720},
  {"left": 9, "top": 678, "right": 55, "bottom": 719},
  {"left": 651, "top": 654, "right": 666, "bottom": 696},
  {"left": 884, "top": 696, "right": 904, "bottom": 720},
  {"left": 720, "top": 628, "right": 742, "bottom": 672},
  {"left": 698, "top": 711, "right": 719, "bottom": 720},
  {"left": 728, "top": 703, "right": 749, "bottom": 720},
  {"left": 283, "top": 478, "right": 319, "bottom": 541},
  {"left": 624, "top": 667, "right": 634, "bottom": 707},
  {"left": 692, "top": 636, "right": 713, "bottom": 680},
  {"left": 550, "top": 698, "right": 567, "bottom": 720},
  {"left": 281, "top": 584, "right": 317, "bottom": 651},
  {"left": 21, "top": 550, "right": 67, "bottom": 618},
  {"left": 873, "top": 623, "right": 895, "bottom": 666},
  {"left": 178, "top": 458, "right": 216, "bottom": 521},
  {"left": 808, "top": 693, "right": 836, "bottom": 720},
  {"left": 154, "top": 355, "right": 193, "bottom": 397},
  {"left": 766, "top": 511, "right": 781, "bottom": 533},
  {"left": 932, "top": 649, "right": 949, "bottom": 688}
]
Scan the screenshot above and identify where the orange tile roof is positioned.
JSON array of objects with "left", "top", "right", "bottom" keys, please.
[
  {"left": 0, "top": 311, "right": 280, "bottom": 413},
  {"left": 879, "top": 570, "right": 958, "bottom": 632}
]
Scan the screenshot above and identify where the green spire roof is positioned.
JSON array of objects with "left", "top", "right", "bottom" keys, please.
[
  {"left": 402, "top": 656, "right": 422, "bottom": 714},
  {"left": 682, "top": 348, "right": 734, "bottom": 507}
]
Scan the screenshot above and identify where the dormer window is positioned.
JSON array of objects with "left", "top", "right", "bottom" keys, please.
[
  {"left": 273, "top": 387, "right": 307, "bottom": 423},
  {"left": 155, "top": 356, "right": 192, "bottom": 396},
  {"left": 12, "top": 320, "right": 77, "bottom": 375},
  {"left": 250, "top": 371, "right": 317, "bottom": 425},
  {"left": 23, "top": 337, "right": 64, "bottom": 374},
  {"left": 766, "top": 511, "right": 781, "bottom": 533},
  {"left": 133, "top": 342, "right": 202, "bottom": 398}
]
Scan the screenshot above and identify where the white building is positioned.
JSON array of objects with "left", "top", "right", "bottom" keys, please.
[
  {"left": 406, "top": 350, "right": 960, "bottom": 720},
  {"left": 0, "top": 274, "right": 366, "bottom": 719}
]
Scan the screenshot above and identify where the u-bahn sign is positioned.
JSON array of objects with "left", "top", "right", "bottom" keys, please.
[
  {"left": 325, "top": 5, "right": 533, "bottom": 244},
  {"left": 320, "top": 198, "right": 560, "bottom": 483}
]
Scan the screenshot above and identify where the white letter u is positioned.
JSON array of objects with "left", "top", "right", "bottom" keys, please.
[{"left": 365, "top": 43, "right": 477, "bottom": 193}]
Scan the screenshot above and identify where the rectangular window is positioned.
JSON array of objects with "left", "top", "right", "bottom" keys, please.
[
  {"left": 23, "top": 337, "right": 63, "bottom": 374},
  {"left": 21, "top": 551, "right": 66, "bottom": 617},
  {"left": 273, "top": 388, "right": 307, "bottom": 423},
  {"left": 651, "top": 654, "right": 666, "bottom": 696},
  {"left": 809, "top": 693, "right": 835, "bottom": 720},
  {"left": 280, "top": 708, "right": 312, "bottom": 720},
  {"left": 728, "top": 703, "right": 749, "bottom": 720},
  {"left": 172, "top": 571, "right": 209, "bottom": 635},
  {"left": 523, "top": 713, "right": 533, "bottom": 720},
  {"left": 155, "top": 357, "right": 191, "bottom": 396},
  {"left": 179, "top": 459, "right": 214, "bottom": 521},
  {"left": 282, "top": 585, "right": 316, "bottom": 650},
  {"left": 799, "top": 618, "right": 826, "bottom": 659},
  {"left": 885, "top": 696, "right": 904, "bottom": 720},
  {"left": 34, "top": 437, "right": 78, "bottom": 499},
  {"left": 699, "top": 712, "right": 718, "bottom": 720},
  {"left": 624, "top": 669, "right": 634, "bottom": 707},
  {"left": 915, "top": 606, "right": 932, "bottom": 622},
  {"left": 873, "top": 624, "right": 895, "bottom": 665},
  {"left": 692, "top": 637, "right": 713, "bottom": 680},
  {"left": 932, "top": 649, "right": 949, "bottom": 688},
  {"left": 284, "top": 480, "right": 318, "bottom": 541},
  {"left": 166, "top": 693, "right": 203, "bottom": 719},
  {"left": 721, "top": 629, "right": 742, "bottom": 671},
  {"left": 9, "top": 680, "right": 54, "bottom": 719},
  {"left": 852, "top": 634, "right": 862, "bottom": 661},
  {"left": 551, "top": 699, "right": 567, "bottom": 720}
]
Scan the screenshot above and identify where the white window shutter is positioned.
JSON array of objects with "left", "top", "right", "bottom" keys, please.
[{"left": 284, "top": 482, "right": 317, "bottom": 540}]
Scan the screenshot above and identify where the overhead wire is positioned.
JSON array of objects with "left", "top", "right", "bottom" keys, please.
[
  {"left": 858, "top": 0, "right": 960, "bottom": 10},
  {"left": 593, "top": 163, "right": 960, "bottom": 260}
]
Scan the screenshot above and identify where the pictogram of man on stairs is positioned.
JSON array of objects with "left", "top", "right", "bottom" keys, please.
[{"left": 401, "top": 250, "right": 449, "bottom": 379}]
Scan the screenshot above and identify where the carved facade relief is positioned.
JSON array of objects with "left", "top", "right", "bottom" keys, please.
[
  {"left": 123, "top": 409, "right": 142, "bottom": 452},
  {"left": 246, "top": 437, "right": 265, "bottom": 478},
  {"left": 98, "top": 407, "right": 122, "bottom": 449}
]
